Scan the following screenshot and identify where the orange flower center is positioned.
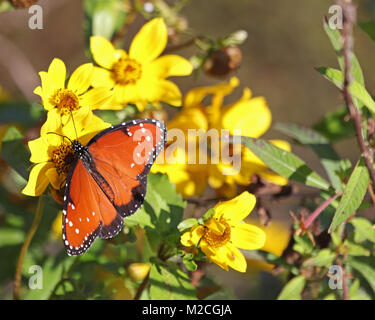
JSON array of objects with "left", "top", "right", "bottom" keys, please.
[
  {"left": 50, "top": 89, "right": 80, "bottom": 115},
  {"left": 202, "top": 219, "right": 231, "bottom": 248},
  {"left": 112, "top": 58, "right": 142, "bottom": 85},
  {"left": 50, "top": 142, "right": 75, "bottom": 176}
]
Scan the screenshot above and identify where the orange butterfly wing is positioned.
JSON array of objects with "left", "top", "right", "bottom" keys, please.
[{"left": 62, "top": 119, "right": 166, "bottom": 255}]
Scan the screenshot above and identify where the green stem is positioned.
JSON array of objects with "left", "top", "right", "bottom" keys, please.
[{"left": 13, "top": 196, "right": 44, "bottom": 300}]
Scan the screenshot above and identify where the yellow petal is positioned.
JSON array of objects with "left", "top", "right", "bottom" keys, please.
[
  {"left": 180, "top": 225, "right": 205, "bottom": 247},
  {"left": 184, "top": 77, "right": 239, "bottom": 108},
  {"left": 91, "top": 67, "right": 115, "bottom": 88},
  {"left": 67, "top": 63, "right": 94, "bottom": 95},
  {"left": 40, "top": 109, "right": 63, "bottom": 139},
  {"left": 79, "top": 87, "right": 113, "bottom": 110},
  {"left": 214, "top": 191, "right": 256, "bottom": 223},
  {"left": 225, "top": 244, "right": 247, "bottom": 272},
  {"left": 46, "top": 167, "right": 64, "bottom": 190},
  {"left": 90, "top": 36, "right": 117, "bottom": 69},
  {"left": 144, "top": 79, "right": 182, "bottom": 106},
  {"left": 28, "top": 137, "right": 50, "bottom": 164},
  {"left": 149, "top": 55, "right": 193, "bottom": 78},
  {"left": 200, "top": 242, "right": 229, "bottom": 271},
  {"left": 38, "top": 71, "right": 55, "bottom": 110},
  {"left": 47, "top": 58, "right": 66, "bottom": 90},
  {"left": 113, "top": 84, "right": 140, "bottom": 105},
  {"left": 22, "top": 162, "right": 54, "bottom": 196},
  {"left": 231, "top": 223, "right": 266, "bottom": 250},
  {"left": 33, "top": 86, "right": 42, "bottom": 97},
  {"left": 129, "top": 18, "right": 167, "bottom": 63},
  {"left": 221, "top": 92, "right": 272, "bottom": 138}
]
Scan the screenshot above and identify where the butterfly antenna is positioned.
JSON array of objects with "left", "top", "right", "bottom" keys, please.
[
  {"left": 46, "top": 132, "right": 73, "bottom": 144},
  {"left": 69, "top": 111, "right": 79, "bottom": 141}
]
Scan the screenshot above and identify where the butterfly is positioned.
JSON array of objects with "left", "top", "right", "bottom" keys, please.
[{"left": 61, "top": 119, "right": 166, "bottom": 256}]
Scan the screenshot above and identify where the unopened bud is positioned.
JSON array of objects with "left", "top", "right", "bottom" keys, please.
[{"left": 203, "top": 45, "right": 242, "bottom": 77}]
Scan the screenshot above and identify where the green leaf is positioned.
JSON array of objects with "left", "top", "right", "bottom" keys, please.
[
  {"left": 202, "top": 208, "right": 215, "bottom": 222},
  {"left": 177, "top": 218, "right": 198, "bottom": 233},
  {"left": 0, "top": 228, "right": 25, "bottom": 247},
  {"left": 24, "top": 254, "right": 76, "bottom": 300},
  {"left": 303, "top": 249, "right": 336, "bottom": 267},
  {"left": 316, "top": 67, "right": 375, "bottom": 114},
  {"left": 277, "top": 275, "right": 306, "bottom": 300},
  {"left": 0, "top": 127, "right": 30, "bottom": 181},
  {"left": 275, "top": 122, "right": 342, "bottom": 190},
  {"left": 347, "top": 258, "right": 375, "bottom": 294},
  {"left": 240, "top": 136, "right": 331, "bottom": 190},
  {"left": 313, "top": 107, "right": 355, "bottom": 142},
  {"left": 149, "top": 261, "right": 197, "bottom": 300},
  {"left": 359, "top": 21, "right": 375, "bottom": 44},
  {"left": 344, "top": 240, "right": 370, "bottom": 257},
  {"left": 126, "top": 173, "right": 186, "bottom": 249},
  {"left": 324, "top": 17, "right": 364, "bottom": 85},
  {"left": 83, "top": 0, "right": 130, "bottom": 55},
  {"left": 293, "top": 234, "right": 313, "bottom": 256},
  {"left": 182, "top": 257, "right": 197, "bottom": 272},
  {"left": 329, "top": 158, "right": 370, "bottom": 232},
  {"left": 349, "top": 217, "right": 375, "bottom": 243}
]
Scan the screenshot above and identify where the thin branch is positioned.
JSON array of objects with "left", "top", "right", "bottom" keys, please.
[
  {"left": 339, "top": 0, "right": 375, "bottom": 186},
  {"left": 304, "top": 193, "right": 342, "bottom": 229},
  {"left": 164, "top": 37, "right": 198, "bottom": 54},
  {"left": 13, "top": 197, "right": 43, "bottom": 300},
  {"left": 133, "top": 270, "right": 150, "bottom": 300}
]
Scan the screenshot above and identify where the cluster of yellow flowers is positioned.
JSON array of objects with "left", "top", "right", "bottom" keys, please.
[
  {"left": 22, "top": 18, "right": 192, "bottom": 197},
  {"left": 151, "top": 77, "right": 291, "bottom": 198},
  {"left": 21, "top": 17, "right": 288, "bottom": 273}
]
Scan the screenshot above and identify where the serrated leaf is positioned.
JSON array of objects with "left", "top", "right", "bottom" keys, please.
[
  {"left": 277, "top": 275, "right": 306, "bottom": 300},
  {"left": 324, "top": 17, "right": 364, "bottom": 85},
  {"left": 240, "top": 136, "right": 330, "bottom": 190},
  {"left": 316, "top": 67, "right": 375, "bottom": 114},
  {"left": 313, "top": 107, "right": 355, "bottom": 142},
  {"left": 149, "top": 261, "right": 197, "bottom": 300},
  {"left": 350, "top": 217, "right": 375, "bottom": 243},
  {"left": 329, "top": 158, "right": 370, "bottom": 232},
  {"left": 275, "top": 123, "right": 342, "bottom": 190}
]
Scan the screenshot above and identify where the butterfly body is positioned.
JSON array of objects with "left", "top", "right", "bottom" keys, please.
[{"left": 62, "top": 119, "right": 166, "bottom": 256}]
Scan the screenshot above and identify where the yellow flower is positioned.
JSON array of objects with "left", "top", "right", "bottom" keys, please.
[
  {"left": 90, "top": 18, "right": 193, "bottom": 111},
  {"left": 151, "top": 146, "right": 208, "bottom": 197},
  {"left": 34, "top": 58, "right": 114, "bottom": 124},
  {"left": 22, "top": 111, "right": 110, "bottom": 196},
  {"left": 181, "top": 192, "right": 266, "bottom": 272}
]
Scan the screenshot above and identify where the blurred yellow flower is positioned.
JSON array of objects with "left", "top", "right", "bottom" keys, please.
[
  {"left": 181, "top": 192, "right": 266, "bottom": 272},
  {"left": 152, "top": 77, "right": 290, "bottom": 197},
  {"left": 90, "top": 18, "right": 193, "bottom": 111},
  {"left": 22, "top": 111, "right": 110, "bottom": 196},
  {"left": 34, "top": 58, "right": 114, "bottom": 124},
  {"left": 128, "top": 263, "right": 151, "bottom": 281}
]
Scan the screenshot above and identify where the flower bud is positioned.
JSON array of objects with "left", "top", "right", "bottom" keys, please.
[{"left": 203, "top": 45, "right": 242, "bottom": 77}]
